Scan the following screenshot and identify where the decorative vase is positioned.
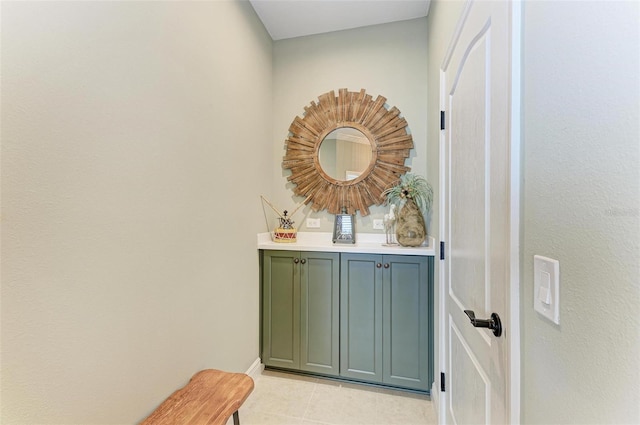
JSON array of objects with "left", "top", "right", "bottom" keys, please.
[{"left": 396, "top": 198, "right": 426, "bottom": 247}]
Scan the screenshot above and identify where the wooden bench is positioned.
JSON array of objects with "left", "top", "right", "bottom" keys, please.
[{"left": 141, "top": 369, "right": 254, "bottom": 425}]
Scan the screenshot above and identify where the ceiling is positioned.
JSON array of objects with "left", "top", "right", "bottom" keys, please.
[{"left": 249, "top": 0, "right": 431, "bottom": 41}]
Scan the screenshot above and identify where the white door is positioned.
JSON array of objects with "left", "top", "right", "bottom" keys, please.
[{"left": 440, "top": 1, "right": 517, "bottom": 424}]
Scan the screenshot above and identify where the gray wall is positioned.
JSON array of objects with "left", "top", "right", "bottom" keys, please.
[
  {"left": 271, "top": 19, "right": 429, "bottom": 232},
  {"left": 522, "top": 1, "right": 639, "bottom": 423},
  {"left": 427, "top": 0, "right": 640, "bottom": 423},
  {"left": 1, "top": 1, "right": 272, "bottom": 423}
]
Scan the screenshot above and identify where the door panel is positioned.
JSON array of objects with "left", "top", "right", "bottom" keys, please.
[
  {"left": 262, "top": 251, "right": 300, "bottom": 369},
  {"left": 300, "top": 252, "right": 339, "bottom": 376},
  {"left": 383, "top": 256, "right": 431, "bottom": 391},
  {"left": 450, "top": 320, "right": 488, "bottom": 425},
  {"left": 449, "top": 27, "right": 488, "bottom": 316},
  {"left": 340, "top": 253, "right": 383, "bottom": 382},
  {"left": 442, "top": 1, "right": 511, "bottom": 423}
]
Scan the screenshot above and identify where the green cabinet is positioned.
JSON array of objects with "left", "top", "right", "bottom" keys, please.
[
  {"left": 341, "top": 253, "right": 433, "bottom": 391},
  {"left": 262, "top": 250, "right": 340, "bottom": 376},
  {"left": 261, "top": 249, "right": 433, "bottom": 393},
  {"left": 339, "top": 254, "right": 383, "bottom": 382}
]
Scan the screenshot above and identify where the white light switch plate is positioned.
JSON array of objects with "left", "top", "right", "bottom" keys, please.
[
  {"left": 533, "top": 255, "right": 560, "bottom": 324},
  {"left": 306, "top": 218, "right": 320, "bottom": 228},
  {"left": 372, "top": 219, "right": 384, "bottom": 230}
]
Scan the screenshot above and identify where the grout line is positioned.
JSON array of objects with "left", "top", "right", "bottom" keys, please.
[
  {"left": 300, "top": 377, "right": 318, "bottom": 423},
  {"left": 252, "top": 369, "right": 325, "bottom": 424}
]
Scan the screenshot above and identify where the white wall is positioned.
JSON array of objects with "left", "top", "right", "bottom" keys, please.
[
  {"left": 271, "top": 19, "right": 429, "bottom": 233},
  {"left": 427, "top": 0, "right": 640, "bottom": 423},
  {"left": 0, "top": 1, "right": 272, "bottom": 423},
  {"left": 522, "top": 1, "right": 640, "bottom": 423}
]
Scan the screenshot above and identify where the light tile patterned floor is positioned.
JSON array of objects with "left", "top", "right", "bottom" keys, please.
[{"left": 231, "top": 369, "right": 437, "bottom": 425}]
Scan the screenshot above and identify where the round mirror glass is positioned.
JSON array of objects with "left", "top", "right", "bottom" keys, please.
[{"left": 318, "top": 127, "right": 373, "bottom": 181}]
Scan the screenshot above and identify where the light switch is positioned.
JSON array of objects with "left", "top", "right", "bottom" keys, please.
[
  {"left": 533, "top": 255, "right": 560, "bottom": 324},
  {"left": 538, "top": 271, "right": 551, "bottom": 304}
]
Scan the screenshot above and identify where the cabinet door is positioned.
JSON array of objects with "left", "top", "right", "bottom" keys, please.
[
  {"left": 262, "top": 250, "right": 300, "bottom": 369},
  {"left": 382, "top": 255, "right": 432, "bottom": 391},
  {"left": 340, "top": 253, "right": 383, "bottom": 383},
  {"left": 300, "top": 252, "right": 339, "bottom": 376}
]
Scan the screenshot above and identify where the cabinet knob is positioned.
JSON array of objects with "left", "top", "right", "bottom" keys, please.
[
  {"left": 376, "top": 263, "right": 382, "bottom": 268},
  {"left": 384, "top": 263, "right": 390, "bottom": 269},
  {"left": 294, "top": 258, "right": 300, "bottom": 264},
  {"left": 301, "top": 259, "right": 306, "bottom": 264}
]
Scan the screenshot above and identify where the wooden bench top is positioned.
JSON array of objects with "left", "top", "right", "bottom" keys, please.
[{"left": 141, "top": 369, "right": 254, "bottom": 425}]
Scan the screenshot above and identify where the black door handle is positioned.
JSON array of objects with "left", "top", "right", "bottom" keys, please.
[{"left": 464, "top": 310, "right": 502, "bottom": 337}]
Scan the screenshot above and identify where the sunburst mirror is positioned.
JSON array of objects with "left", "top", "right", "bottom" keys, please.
[{"left": 282, "top": 88, "right": 413, "bottom": 216}]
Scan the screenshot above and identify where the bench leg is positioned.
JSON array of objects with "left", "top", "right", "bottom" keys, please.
[{"left": 233, "top": 410, "right": 240, "bottom": 425}]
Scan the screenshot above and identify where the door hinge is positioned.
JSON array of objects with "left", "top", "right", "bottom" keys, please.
[
  {"left": 440, "top": 241, "right": 445, "bottom": 260},
  {"left": 440, "top": 111, "right": 445, "bottom": 130},
  {"left": 441, "top": 372, "right": 446, "bottom": 392}
]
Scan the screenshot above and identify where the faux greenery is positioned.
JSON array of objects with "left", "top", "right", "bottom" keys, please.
[{"left": 383, "top": 173, "right": 434, "bottom": 215}]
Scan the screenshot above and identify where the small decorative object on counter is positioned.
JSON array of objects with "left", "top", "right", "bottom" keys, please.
[
  {"left": 333, "top": 206, "right": 356, "bottom": 244},
  {"left": 274, "top": 210, "right": 297, "bottom": 243},
  {"left": 383, "top": 204, "right": 397, "bottom": 246},
  {"left": 260, "top": 195, "right": 309, "bottom": 243},
  {"left": 382, "top": 173, "right": 433, "bottom": 247}
]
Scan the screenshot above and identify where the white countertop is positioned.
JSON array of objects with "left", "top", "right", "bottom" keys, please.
[{"left": 257, "top": 232, "right": 435, "bottom": 256}]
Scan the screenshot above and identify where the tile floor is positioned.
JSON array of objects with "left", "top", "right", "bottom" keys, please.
[{"left": 230, "top": 368, "right": 437, "bottom": 425}]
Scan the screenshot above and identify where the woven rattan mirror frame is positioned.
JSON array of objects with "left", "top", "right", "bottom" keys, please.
[{"left": 282, "top": 88, "right": 413, "bottom": 216}]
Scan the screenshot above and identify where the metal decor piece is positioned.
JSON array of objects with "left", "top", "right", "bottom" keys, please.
[{"left": 332, "top": 207, "right": 356, "bottom": 244}]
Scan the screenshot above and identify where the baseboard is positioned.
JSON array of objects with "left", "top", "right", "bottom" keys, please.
[
  {"left": 431, "top": 382, "right": 440, "bottom": 421},
  {"left": 245, "top": 357, "right": 263, "bottom": 378}
]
